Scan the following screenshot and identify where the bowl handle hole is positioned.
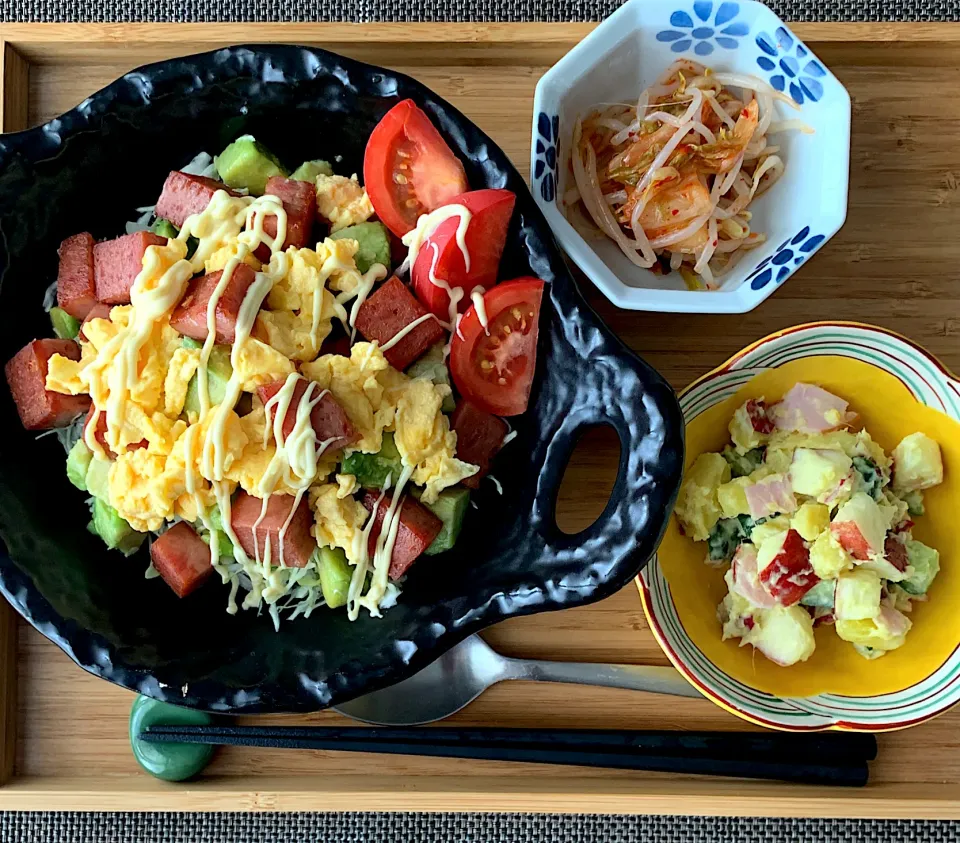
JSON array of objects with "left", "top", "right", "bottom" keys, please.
[{"left": 553, "top": 423, "right": 622, "bottom": 536}]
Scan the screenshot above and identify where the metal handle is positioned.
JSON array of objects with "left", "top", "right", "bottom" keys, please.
[{"left": 502, "top": 657, "right": 703, "bottom": 699}]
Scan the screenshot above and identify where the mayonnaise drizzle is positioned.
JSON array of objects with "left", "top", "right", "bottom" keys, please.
[
  {"left": 394, "top": 206, "right": 473, "bottom": 359},
  {"left": 470, "top": 285, "right": 490, "bottom": 336},
  {"left": 378, "top": 313, "right": 438, "bottom": 354},
  {"left": 346, "top": 462, "right": 416, "bottom": 621},
  {"left": 399, "top": 204, "right": 472, "bottom": 277},
  {"left": 335, "top": 263, "right": 388, "bottom": 341},
  {"left": 84, "top": 239, "right": 194, "bottom": 457}
]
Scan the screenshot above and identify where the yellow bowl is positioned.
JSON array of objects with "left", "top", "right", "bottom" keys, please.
[{"left": 638, "top": 322, "right": 960, "bottom": 731}]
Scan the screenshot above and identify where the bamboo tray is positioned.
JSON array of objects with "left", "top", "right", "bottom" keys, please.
[{"left": 3, "top": 22, "right": 960, "bottom": 817}]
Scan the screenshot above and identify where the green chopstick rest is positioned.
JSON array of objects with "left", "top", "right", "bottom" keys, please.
[{"left": 129, "top": 694, "right": 216, "bottom": 781}]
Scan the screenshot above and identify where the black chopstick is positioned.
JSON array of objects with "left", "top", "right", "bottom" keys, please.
[
  {"left": 141, "top": 726, "right": 873, "bottom": 787},
  {"left": 143, "top": 724, "right": 876, "bottom": 762}
]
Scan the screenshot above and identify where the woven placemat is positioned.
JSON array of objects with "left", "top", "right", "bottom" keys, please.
[
  {"left": 0, "top": 812, "right": 959, "bottom": 842},
  {"left": 4, "top": 0, "right": 960, "bottom": 21}
]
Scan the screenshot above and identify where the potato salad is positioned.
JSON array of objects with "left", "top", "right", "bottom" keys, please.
[{"left": 674, "top": 383, "right": 944, "bottom": 667}]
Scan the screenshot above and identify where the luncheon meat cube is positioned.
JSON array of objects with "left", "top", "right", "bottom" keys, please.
[
  {"left": 150, "top": 521, "right": 214, "bottom": 598},
  {"left": 155, "top": 170, "right": 236, "bottom": 228},
  {"left": 354, "top": 276, "right": 445, "bottom": 371},
  {"left": 257, "top": 379, "right": 360, "bottom": 450},
  {"left": 451, "top": 401, "right": 509, "bottom": 489},
  {"left": 360, "top": 490, "right": 443, "bottom": 580},
  {"left": 5, "top": 339, "right": 90, "bottom": 430},
  {"left": 56, "top": 232, "right": 97, "bottom": 320},
  {"left": 170, "top": 263, "right": 257, "bottom": 344},
  {"left": 231, "top": 491, "right": 316, "bottom": 568},
  {"left": 254, "top": 176, "right": 317, "bottom": 261},
  {"left": 94, "top": 231, "right": 167, "bottom": 305}
]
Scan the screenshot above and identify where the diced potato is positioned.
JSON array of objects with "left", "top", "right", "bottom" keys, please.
[
  {"left": 809, "top": 530, "right": 854, "bottom": 579},
  {"left": 837, "top": 608, "right": 912, "bottom": 652},
  {"left": 717, "top": 477, "right": 752, "bottom": 518},
  {"left": 729, "top": 401, "right": 765, "bottom": 454},
  {"left": 768, "top": 429, "right": 856, "bottom": 455},
  {"left": 892, "top": 432, "right": 943, "bottom": 492},
  {"left": 790, "top": 448, "right": 853, "bottom": 498},
  {"left": 750, "top": 515, "right": 791, "bottom": 547},
  {"left": 834, "top": 568, "right": 882, "bottom": 621},
  {"left": 675, "top": 453, "right": 731, "bottom": 541},
  {"left": 744, "top": 605, "right": 816, "bottom": 666},
  {"left": 718, "top": 581, "right": 755, "bottom": 642},
  {"left": 765, "top": 448, "right": 794, "bottom": 474},
  {"left": 878, "top": 489, "right": 909, "bottom": 530},
  {"left": 791, "top": 502, "right": 830, "bottom": 541}
]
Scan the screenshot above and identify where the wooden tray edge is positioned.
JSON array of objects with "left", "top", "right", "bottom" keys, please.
[
  {"left": 2, "top": 22, "right": 960, "bottom": 66},
  {"left": 4, "top": 21, "right": 960, "bottom": 816},
  {"left": 3, "top": 776, "right": 960, "bottom": 818}
]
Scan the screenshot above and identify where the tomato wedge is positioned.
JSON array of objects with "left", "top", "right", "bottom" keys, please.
[
  {"left": 363, "top": 99, "right": 469, "bottom": 237},
  {"left": 450, "top": 278, "right": 544, "bottom": 417},
  {"left": 412, "top": 189, "right": 516, "bottom": 320}
]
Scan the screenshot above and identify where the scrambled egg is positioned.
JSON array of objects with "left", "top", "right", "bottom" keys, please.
[
  {"left": 315, "top": 175, "right": 375, "bottom": 232},
  {"left": 43, "top": 180, "right": 480, "bottom": 598},
  {"left": 310, "top": 482, "right": 369, "bottom": 564},
  {"left": 206, "top": 242, "right": 262, "bottom": 274}
]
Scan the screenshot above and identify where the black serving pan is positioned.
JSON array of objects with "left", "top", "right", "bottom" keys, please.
[{"left": 0, "top": 45, "right": 684, "bottom": 713}]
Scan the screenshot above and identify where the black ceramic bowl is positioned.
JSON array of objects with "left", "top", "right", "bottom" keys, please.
[{"left": 0, "top": 45, "right": 684, "bottom": 713}]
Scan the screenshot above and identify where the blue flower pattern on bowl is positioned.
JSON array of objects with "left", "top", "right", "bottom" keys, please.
[
  {"left": 656, "top": 2, "right": 750, "bottom": 57},
  {"left": 755, "top": 26, "right": 826, "bottom": 104},
  {"left": 534, "top": 112, "right": 559, "bottom": 203},
  {"left": 747, "top": 227, "right": 825, "bottom": 290}
]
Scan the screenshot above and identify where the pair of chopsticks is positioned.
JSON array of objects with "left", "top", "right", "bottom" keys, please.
[{"left": 141, "top": 725, "right": 877, "bottom": 786}]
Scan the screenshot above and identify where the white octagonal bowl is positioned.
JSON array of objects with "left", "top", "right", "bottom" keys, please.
[{"left": 531, "top": 0, "right": 851, "bottom": 313}]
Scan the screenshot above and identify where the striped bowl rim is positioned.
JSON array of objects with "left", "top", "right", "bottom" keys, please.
[{"left": 638, "top": 321, "right": 960, "bottom": 731}]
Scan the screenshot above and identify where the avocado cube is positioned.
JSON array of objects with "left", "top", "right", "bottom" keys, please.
[
  {"left": 91, "top": 498, "right": 146, "bottom": 556},
  {"left": 50, "top": 306, "right": 81, "bottom": 340},
  {"left": 901, "top": 540, "right": 940, "bottom": 595},
  {"left": 422, "top": 487, "right": 470, "bottom": 555},
  {"left": 406, "top": 344, "right": 454, "bottom": 412},
  {"left": 85, "top": 456, "right": 112, "bottom": 501},
  {"left": 152, "top": 218, "right": 179, "bottom": 239},
  {"left": 318, "top": 546, "right": 352, "bottom": 608},
  {"left": 216, "top": 136, "right": 287, "bottom": 195},
  {"left": 152, "top": 218, "right": 198, "bottom": 258},
  {"left": 340, "top": 433, "right": 403, "bottom": 489},
  {"left": 799, "top": 578, "right": 836, "bottom": 609},
  {"left": 66, "top": 439, "right": 93, "bottom": 491},
  {"left": 330, "top": 222, "right": 392, "bottom": 274},
  {"left": 291, "top": 159, "right": 334, "bottom": 183},
  {"left": 183, "top": 345, "right": 233, "bottom": 418}
]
